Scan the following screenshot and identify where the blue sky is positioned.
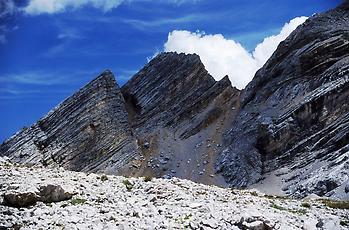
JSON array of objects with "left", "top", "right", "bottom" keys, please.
[{"left": 0, "top": 0, "right": 342, "bottom": 141}]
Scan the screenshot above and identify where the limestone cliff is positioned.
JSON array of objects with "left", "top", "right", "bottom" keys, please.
[
  {"left": 216, "top": 2, "right": 349, "bottom": 199},
  {"left": 0, "top": 71, "right": 139, "bottom": 174},
  {"left": 121, "top": 52, "right": 240, "bottom": 186}
]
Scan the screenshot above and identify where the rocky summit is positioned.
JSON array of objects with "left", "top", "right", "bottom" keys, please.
[
  {"left": 1, "top": 2, "right": 349, "bottom": 226},
  {"left": 0, "top": 71, "right": 140, "bottom": 175},
  {"left": 121, "top": 52, "right": 240, "bottom": 186}
]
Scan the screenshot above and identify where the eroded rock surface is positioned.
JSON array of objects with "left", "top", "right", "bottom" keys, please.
[
  {"left": 121, "top": 52, "right": 240, "bottom": 185},
  {"left": 0, "top": 53, "right": 240, "bottom": 187},
  {"left": 217, "top": 2, "right": 349, "bottom": 199},
  {"left": 0, "top": 71, "right": 140, "bottom": 174}
]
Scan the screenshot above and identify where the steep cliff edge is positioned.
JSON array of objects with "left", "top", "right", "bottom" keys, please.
[
  {"left": 217, "top": 2, "right": 349, "bottom": 199},
  {"left": 0, "top": 71, "right": 140, "bottom": 174},
  {"left": 122, "top": 52, "right": 240, "bottom": 186}
]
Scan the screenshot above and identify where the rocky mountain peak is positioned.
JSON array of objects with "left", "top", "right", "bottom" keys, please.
[
  {"left": 0, "top": 51, "right": 240, "bottom": 186},
  {"left": 90, "top": 69, "right": 114, "bottom": 84},
  {"left": 242, "top": 3, "right": 349, "bottom": 106},
  {"left": 122, "top": 52, "right": 217, "bottom": 129},
  {"left": 217, "top": 2, "right": 349, "bottom": 199},
  {"left": 0, "top": 71, "right": 139, "bottom": 174}
]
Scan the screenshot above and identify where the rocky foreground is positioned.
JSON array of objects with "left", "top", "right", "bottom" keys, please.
[{"left": 0, "top": 158, "right": 348, "bottom": 230}]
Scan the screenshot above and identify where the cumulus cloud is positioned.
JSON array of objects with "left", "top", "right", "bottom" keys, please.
[
  {"left": 24, "top": 0, "right": 124, "bottom": 15},
  {"left": 164, "top": 17, "right": 308, "bottom": 89},
  {"left": 252, "top": 17, "right": 308, "bottom": 67}
]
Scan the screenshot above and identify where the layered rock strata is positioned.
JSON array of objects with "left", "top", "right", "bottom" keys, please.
[
  {"left": 216, "top": 2, "right": 349, "bottom": 199},
  {"left": 0, "top": 71, "right": 139, "bottom": 174}
]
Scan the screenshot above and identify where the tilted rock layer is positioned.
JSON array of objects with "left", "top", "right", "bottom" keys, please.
[
  {"left": 1, "top": 2, "right": 349, "bottom": 200},
  {"left": 0, "top": 71, "right": 139, "bottom": 174},
  {"left": 216, "top": 2, "right": 349, "bottom": 199},
  {"left": 121, "top": 52, "right": 239, "bottom": 186}
]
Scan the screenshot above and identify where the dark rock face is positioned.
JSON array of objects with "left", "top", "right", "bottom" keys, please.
[
  {"left": 122, "top": 52, "right": 240, "bottom": 186},
  {"left": 0, "top": 71, "right": 139, "bottom": 174},
  {"left": 345, "top": 183, "right": 349, "bottom": 193},
  {"left": 216, "top": 2, "right": 349, "bottom": 198},
  {"left": 122, "top": 52, "right": 217, "bottom": 129}
]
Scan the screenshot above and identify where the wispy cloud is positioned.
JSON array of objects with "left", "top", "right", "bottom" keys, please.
[
  {"left": 57, "top": 27, "right": 83, "bottom": 40},
  {"left": 42, "top": 42, "right": 69, "bottom": 57},
  {"left": 0, "top": 0, "right": 17, "bottom": 18},
  {"left": 0, "top": 88, "right": 41, "bottom": 95},
  {"left": 0, "top": 87, "right": 75, "bottom": 100},
  {"left": 0, "top": 69, "right": 105, "bottom": 100},
  {"left": 116, "top": 69, "right": 138, "bottom": 82},
  {"left": 24, "top": 0, "right": 124, "bottom": 15},
  {"left": 41, "top": 22, "right": 85, "bottom": 57},
  {"left": 123, "top": 14, "right": 207, "bottom": 30},
  {"left": 0, "top": 0, "right": 19, "bottom": 44},
  {"left": 119, "top": 69, "right": 138, "bottom": 76},
  {"left": 0, "top": 72, "right": 71, "bottom": 85},
  {"left": 0, "top": 69, "right": 96, "bottom": 86},
  {"left": 23, "top": 0, "right": 201, "bottom": 15}
]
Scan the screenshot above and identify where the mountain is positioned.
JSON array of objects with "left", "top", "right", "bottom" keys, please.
[
  {"left": 0, "top": 52, "right": 240, "bottom": 187},
  {"left": 216, "top": 2, "right": 349, "bottom": 199},
  {"left": 1, "top": 2, "right": 349, "bottom": 200},
  {"left": 0, "top": 71, "right": 139, "bottom": 174},
  {"left": 121, "top": 52, "right": 240, "bottom": 185}
]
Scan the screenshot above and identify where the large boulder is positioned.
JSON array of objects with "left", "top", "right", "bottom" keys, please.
[
  {"left": 38, "top": 185, "right": 74, "bottom": 203},
  {"left": 2, "top": 184, "right": 74, "bottom": 207},
  {"left": 3, "top": 192, "right": 38, "bottom": 208}
]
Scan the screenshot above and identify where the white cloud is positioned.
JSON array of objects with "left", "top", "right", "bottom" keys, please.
[
  {"left": 124, "top": 14, "right": 207, "bottom": 30},
  {"left": 24, "top": 0, "right": 124, "bottom": 15},
  {"left": 164, "top": 17, "right": 308, "bottom": 89},
  {"left": 0, "top": 0, "right": 19, "bottom": 44},
  {"left": 24, "top": 0, "right": 200, "bottom": 15},
  {"left": 252, "top": 17, "right": 308, "bottom": 67}
]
